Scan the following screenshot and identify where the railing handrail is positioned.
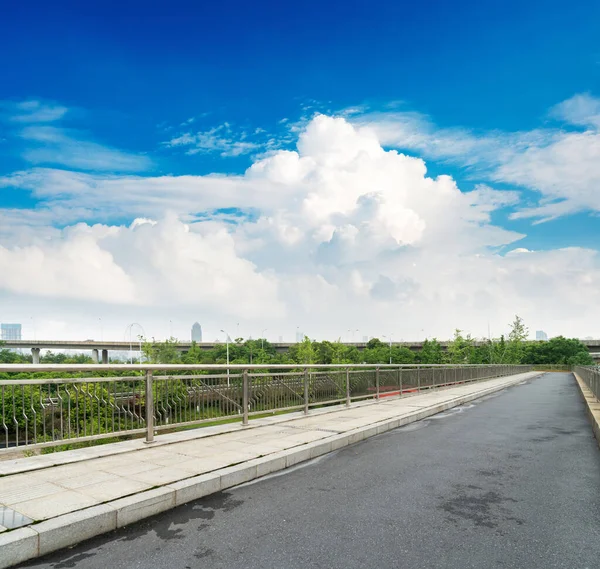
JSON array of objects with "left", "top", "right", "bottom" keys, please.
[
  {"left": 0, "top": 363, "right": 532, "bottom": 453},
  {"left": 0, "top": 363, "right": 530, "bottom": 373}
]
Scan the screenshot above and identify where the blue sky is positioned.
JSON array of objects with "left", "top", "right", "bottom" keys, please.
[{"left": 0, "top": 0, "right": 599, "bottom": 340}]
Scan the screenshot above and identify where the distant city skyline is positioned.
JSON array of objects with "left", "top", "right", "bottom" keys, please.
[
  {"left": 191, "top": 322, "right": 202, "bottom": 342},
  {"left": 0, "top": 318, "right": 597, "bottom": 344},
  {"left": 1, "top": 323, "right": 22, "bottom": 341}
]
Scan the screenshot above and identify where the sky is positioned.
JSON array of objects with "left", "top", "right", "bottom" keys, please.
[{"left": 0, "top": 0, "right": 599, "bottom": 342}]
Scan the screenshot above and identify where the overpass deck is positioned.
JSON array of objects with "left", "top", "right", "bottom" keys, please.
[{"left": 0, "top": 371, "right": 539, "bottom": 567}]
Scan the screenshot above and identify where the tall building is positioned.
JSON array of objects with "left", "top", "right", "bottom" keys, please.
[
  {"left": 1, "top": 323, "right": 22, "bottom": 341},
  {"left": 191, "top": 322, "right": 202, "bottom": 342},
  {"left": 535, "top": 330, "right": 548, "bottom": 341}
]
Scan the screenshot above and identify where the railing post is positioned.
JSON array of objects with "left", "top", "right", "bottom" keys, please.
[
  {"left": 417, "top": 365, "right": 421, "bottom": 391},
  {"left": 376, "top": 367, "right": 380, "bottom": 401},
  {"left": 145, "top": 370, "right": 154, "bottom": 444},
  {"left": 345, "top": 367, "right": 351, "bottom": 407},
  {"left": 303, "top": 367, "right": 309, "bottom": 415},
  {"left": 398, "top": 367, "right": 403, "bottom": 398},
  {"left": 242, "top": 369, "right": 249, "bottom": 426}
]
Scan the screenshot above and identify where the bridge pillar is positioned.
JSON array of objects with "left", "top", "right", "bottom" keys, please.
[
  {"left": 31, "top": 347, "right": 40, "bottom": 364},
  {"left": 92, "top": 349, "right": 99, "bottom": 364},
  {"left": 101, "top": 349, "right": 109, "bottom": 364}
]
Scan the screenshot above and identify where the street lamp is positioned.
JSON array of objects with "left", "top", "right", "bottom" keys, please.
[
  {"left": 125, "top": 323, "right": 145, "bottom": 364},
  {"left": 261, "top": 329, "right": 268, "bottom": 350},
  {"left": 347, "top": 329, "right": 359, "bottom": 342},
  {"left": 99, "top": 318, "right": 103, "bottom": 341},
  {"left": 220, "top": 329, "right": 230, "bottom": 385},
  {"left": 382, "top": 334, "right": 393, "bottom": 364}
]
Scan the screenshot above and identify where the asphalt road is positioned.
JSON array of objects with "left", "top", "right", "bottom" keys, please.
[{"left": 18, "top": 373, "right": 600, "bottom": 569}]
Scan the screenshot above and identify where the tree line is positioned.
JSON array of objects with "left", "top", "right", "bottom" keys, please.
[{"left": 1, "top": 315, "right": 592, "bottom": 369}]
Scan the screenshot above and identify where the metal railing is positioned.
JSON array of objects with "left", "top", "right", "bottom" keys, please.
[
  {"left": 0, "top": 363, "right": 531, "bottom": 452},
  {"left": 574, "top": 365, "right": 600, "bottom": 401}
]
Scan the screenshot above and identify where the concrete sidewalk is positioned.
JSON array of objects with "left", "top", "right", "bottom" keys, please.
[{"left": 0, "top": 371, "right": 540, "bottom": 568}]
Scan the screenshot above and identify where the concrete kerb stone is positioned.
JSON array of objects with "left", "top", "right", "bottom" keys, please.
[
  {"left": 573, "top": 372, "right": 600, "bottom": 445},
  {"left": 245, "top": 455, "right": 288, "bottom": 479},
  {"left": 309, "top": 440, "right": 333, "bottom": 459},
  {"left": 0, "top": 371, "right": 539, "bottom": 569},
  {"left": 329, "top": 433, "right": 350, "bottom": 451},
  {"left": 35, "top": 504, "right": 117, "bottom": 557},
  {"left": 0, "top": 527, "right": 39, "bottom": 569},
  {"left": 169, "top": 473, "right": 222, "bottom": 507},
  {"left": 219, "top": 463, "right": 258, "bottom": 490},
  {"left": 111, "top": 487, "right": 175, "bottom": 528},
  {"left": 283, "top": 446, "right": 313, "bottom": 468}
]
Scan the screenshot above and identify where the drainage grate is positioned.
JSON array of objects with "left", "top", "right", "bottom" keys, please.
[{"left": 0, "top": 506, "right": 33, "bottom": 529}]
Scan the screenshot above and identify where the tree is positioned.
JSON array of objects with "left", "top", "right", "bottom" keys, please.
[
  {"left": 293, "top": 337, "right": 317, "bottom": 365},
  {"left": 417, "top": 339, "right": 444, "bottom": 364},
  {"left": 446, "top": 330, "right": 475, "bottom": 364},
  {"left": 366, "top": 338, "right": 384, "bottom": 350},
  {"left": 523, "top": 336, "right": 594, "bottom": 365},
  {"left": 504, "top": 315, "right": 529, "bottom": 363},
  {"left": 142, "top": 337, "right": 181, "bottom": 364},
  {"left": 0, "top": 341, "right": 30, "bottom": 363}
]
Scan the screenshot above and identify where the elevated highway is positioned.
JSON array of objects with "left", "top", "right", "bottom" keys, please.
[{"left": 2, "top": 338, "right": 599, "bottom": 363}]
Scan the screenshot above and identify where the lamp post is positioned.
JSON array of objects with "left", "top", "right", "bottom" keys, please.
[
  {"left": 125, "top": 323, "right": 145, "bottom": 364},
  {"left": 347, "top": 328, "right": 359, "bottom": 342},
  {"left": 220, "top": 329, "right": 230, "bottom": 385},
  {"left": 382, "top": 334, "right": 393, "bottom": 364},
  {"left": 261, "top": 329, "right": 268, "bottom": 350}
]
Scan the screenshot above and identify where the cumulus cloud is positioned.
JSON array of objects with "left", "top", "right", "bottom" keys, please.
[
  {"left": 0, "top": 113, "right": 599, "bottom": 340},
  {"left": 0, "top": 216, "right": 282, "bottom": 318},
  {"left": 355, "top": 94, "right": 600, "bottom": 221}
]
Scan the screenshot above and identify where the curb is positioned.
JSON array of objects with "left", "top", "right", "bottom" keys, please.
[
  {"left": 0, "top": 372, "right": 540, "bottom": 568},
  {"left": 573, "top": 372, "right": 600, "bottom": 444}
]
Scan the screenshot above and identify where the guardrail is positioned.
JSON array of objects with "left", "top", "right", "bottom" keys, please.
[
  {"left": 531, "top": 364, "right": 573, "bottom": 372},
  {"left": 0, "top": 363, "right": 531, "bottom": 452},
  {"left": 574, "top": 365, "right": 600, "bottom": 401}
]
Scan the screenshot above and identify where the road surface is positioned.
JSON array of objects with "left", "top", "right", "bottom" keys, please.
[{"left": 18, "top": 372, "right": 600, "bottom": 569}]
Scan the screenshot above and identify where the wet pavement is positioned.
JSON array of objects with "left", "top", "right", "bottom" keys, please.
[{"left": 17, "top": 373, "right": 600, "bottom": 569}]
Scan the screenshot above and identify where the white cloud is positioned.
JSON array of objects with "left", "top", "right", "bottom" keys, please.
[
  {"left": 167, "top": 123, "right": 263, "bottom": 157},
  {"left": 4, "top": 100, "right": 68, "bottom": 123},
  {"left": 1, "top": 99, "right": 151, "bottom": 173},
  {"left": 354, "top": 94, "right": 600, "bottom": 221},
  {"left": 0, "top": 215, "right": 282, "bottom": 319},
  {"left": 1, "top": 113, "right": 599, "bottom": 340},
  {"left": 18, "top": 125, "right": 151, "bottom": 172},
  {"left": 549, "top": 93, "right": 600, "bottom": 129}
]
